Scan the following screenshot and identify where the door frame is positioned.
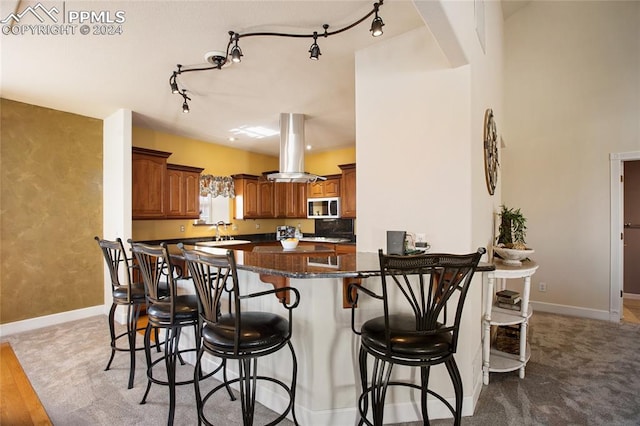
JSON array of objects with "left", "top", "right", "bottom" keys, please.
[{"left": 610, "top": 150, "right": 640, "bottom": 322}]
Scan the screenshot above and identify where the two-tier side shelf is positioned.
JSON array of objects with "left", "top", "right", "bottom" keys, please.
[{"left": 482, "top": 259, "right": 539, "bottom": 385}]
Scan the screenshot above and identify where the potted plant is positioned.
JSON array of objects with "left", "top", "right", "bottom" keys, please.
[{"left": 494, "top": 205, "right": 533, "bottom": 265}]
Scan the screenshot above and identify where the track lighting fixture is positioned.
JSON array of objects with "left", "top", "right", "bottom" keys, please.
[
  {"left": 230, "top": 32, "right": 243, "bottom": 63},
  {"left": 169, "top": 1, "right": 384, "bottom": 111},
  {"left": 309, "top": 32, "right": 321, "bottom": 60},
  {"left": 180, "top": 90, "right": 191, "bottom": 114},
  {"left": 370, "top": 2, "right": 384, "bottom": 37}
]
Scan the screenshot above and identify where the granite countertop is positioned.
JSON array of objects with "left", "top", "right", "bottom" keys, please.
[{"left": 172, "top": 244, "right": 494, "bottom": 280}]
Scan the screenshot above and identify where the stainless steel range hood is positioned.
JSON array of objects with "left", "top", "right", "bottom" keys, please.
[{"left": 267, "top": 113, "right": 325, "bottom": 183}]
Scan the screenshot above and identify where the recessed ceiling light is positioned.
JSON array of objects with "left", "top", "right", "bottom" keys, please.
[{"left": 228, "top": 137, "right": 237, "bottom": 142}]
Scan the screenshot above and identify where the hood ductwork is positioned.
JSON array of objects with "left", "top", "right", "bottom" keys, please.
[{"left": 267, "top": 113, "right": 325, "bottom": 183}]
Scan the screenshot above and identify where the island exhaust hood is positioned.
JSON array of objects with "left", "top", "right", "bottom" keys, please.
[{"left": 267, "top": 113, "right": 325, "bottom": 183}]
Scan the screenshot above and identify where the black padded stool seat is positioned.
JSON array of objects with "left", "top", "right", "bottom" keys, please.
[
  {"left": 361, "top": 315, "right": 452, "bottom": 359},
  {"left": 179, "top": 244, "right": 301, "bottom": 426},
  {"left": 112, "top": 282, "right": 146, "bottom": 304},
  {"left": 202, "top": 312, "right": 289, "bottom": 352},
  {"left": 349, "top": 248, "right": 485, "bottom": 426},
  {"left": 146, "top": 294, "right": 200, "bottom": 324},
  {"left": 95, "top": 236, "right": 147, "bottom": 390}
]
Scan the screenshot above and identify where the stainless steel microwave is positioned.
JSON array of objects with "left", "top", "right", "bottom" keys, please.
[{"left": 307, "top": 197, "right": 340, "bottom": 219}]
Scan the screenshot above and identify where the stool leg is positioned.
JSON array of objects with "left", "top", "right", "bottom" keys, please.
[
  {"left": 165, "top": 326, "right": 179, "bottom": 426},
  {"left": 444, "top": 358, "right": 463, "bottom": 426},
  {"left": 238, "top": 357, "right": 258, "bottom": 426},
  {"left": 357, "top": 346, "right": 369, "bottom": 426},
  {"left": 140, "top": 322, "right": 153, "bottom": 405},
  {"left": 126, "top": 303, "right": 142, "bottom": 389},
  {"left": 287, "top": 341, "right": 299, "bottom": 426},
  {"left": 193, "top": 347, "right": 204, "bottom": 426},
  {"left": 420, "top": 366, "right": 431, "bottom": 425},
  {"left": 105, "top": 303, "right": 117, "bottom": 371},
  {"left": 370, "top": 356, "right": 393, "bottom": 426}
]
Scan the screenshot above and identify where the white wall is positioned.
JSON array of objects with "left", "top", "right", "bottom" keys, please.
[
  {"left": 355, "top": 0, "right": 505, "bottom": 415},
  {"left": 503, "top": 1, "right": 640, "bottom": 318}
]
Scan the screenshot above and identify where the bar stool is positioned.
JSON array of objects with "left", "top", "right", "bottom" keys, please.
[
  {"left": 179, "top": 244, "right": 300, "bottom": 426},
  {"left": 349, "top": 248, "right": 485, "bottom": 426},
  {"left": 129, "top": 241, "right": 206, "bottom": 426},
  {"left": 95, "top": 236, "right": 146, "bottom": 389}
]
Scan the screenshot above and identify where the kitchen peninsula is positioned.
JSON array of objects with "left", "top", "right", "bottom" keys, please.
[{"left": 172, "top": 243, "right": 493, "bottom": 425}]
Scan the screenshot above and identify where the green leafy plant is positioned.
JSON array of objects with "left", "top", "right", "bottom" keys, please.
[{"left": 497, "top": 205, "right": 528, "bottom": 249}]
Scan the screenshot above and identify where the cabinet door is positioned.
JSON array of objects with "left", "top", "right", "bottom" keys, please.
[
  {"left": 323, "top": 177, "right": 341, "bottom": 197},
  {"left": 340, "top": 164, "right": 356, "bottom": 218},
  {"left": 184, "top": 171, "right": 201, "bottom": 217},
  {"left": 293, "top": 182, "right": 307, "bottom": 218},
  {"left": 166, "top": 165, "right": 203, "bottom": 219},
  {"left": 258, "top": 180, "right": 275, "bottom": 218},
  {"left": 233, "top": 175, "right": 259, "bottom": 219},
  {"left": 309, "top": 182, "right": 324, "bottom": 198},
  {"left": 132, "top": 149, "right": 170, "bottom": 219},
  {"left": 166, "top": 168, "right": 184, "bottom": 217},
  {"left": 274, "top": 182, "right": 288, "bottom": 218}
]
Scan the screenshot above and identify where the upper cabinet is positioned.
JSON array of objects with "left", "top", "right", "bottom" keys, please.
[
  {"left": 340, "top": 163, "right": 356, "bottom": 218},
  {"left": 132, "top": 147, "right": 171, "bottom": 219},
  {"left": 309, "top": 175, "right": 341, "bottom": 198},
  {"left": 233, "top": 175, "right": 308, "bottom": 219},
  {"left": 132, "top": 147, "right": 203, "bottom": 220},
  {"left": 166, "top": 163, "right": 204, "bottom": 219},
  {"left": 275, "top": 182, "right": 308, "bottom": 218}
]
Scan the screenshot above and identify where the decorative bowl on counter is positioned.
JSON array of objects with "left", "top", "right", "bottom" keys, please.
[
  {"left": 493, "top": 246, "right": 534, "bottom": 266},
  {"left": 281, "top": 238, "right": 299, "bottom": 250}
]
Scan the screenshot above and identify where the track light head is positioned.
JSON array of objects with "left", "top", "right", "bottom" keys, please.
[
  {"left": 182, "top": 101, "right": 190, "bottom": 113},
  {"left": 170, "top": 78, "right": 179, "bottom": 94},
  {"left": 309, "top": 32, "right": 321, "bottom": 60},
  {"left": 231, "top": 44, "right": 243, "bottom": 63},
  {"left": 370, "top": 3, "right": 384, "bottom": 37}
]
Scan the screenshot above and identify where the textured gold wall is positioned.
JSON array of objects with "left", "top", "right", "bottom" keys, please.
[{"left": 1, "top": 99, "right": 103, "bottom": 324}]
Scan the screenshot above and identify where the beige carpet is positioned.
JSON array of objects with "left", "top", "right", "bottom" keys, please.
[{"left": 4, "top": 312, "right": 640, "bottom": 425}]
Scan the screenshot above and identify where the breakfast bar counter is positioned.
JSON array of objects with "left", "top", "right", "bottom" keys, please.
[{"left": 172, "top": 244, "right": 493, "bottom": 425}]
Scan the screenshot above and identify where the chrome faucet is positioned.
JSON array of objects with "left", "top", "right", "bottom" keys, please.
[{"left": 215, "top": 221, "right": 226, "bottom": 241}]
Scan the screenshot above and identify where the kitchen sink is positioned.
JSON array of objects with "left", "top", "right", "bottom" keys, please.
[{"left": 196, "top": 240, "right": 252, "bottom": 247}]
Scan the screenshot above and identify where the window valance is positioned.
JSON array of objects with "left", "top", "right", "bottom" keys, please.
[{"left": 200, "top": 175, "right": 235, "bottom": 198}]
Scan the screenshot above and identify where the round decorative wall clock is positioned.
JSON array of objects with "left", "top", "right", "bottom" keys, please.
[{"left": 483, "top": 108, "right": 499, "bottom": 195}]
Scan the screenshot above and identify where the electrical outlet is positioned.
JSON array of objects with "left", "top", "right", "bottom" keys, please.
[
  {"left": 232, "top": 224, "right": 238, "bottom": 231},
  {"left": 256, "top": 223, "right": 260, "bottom": 229},
  {"left": 539, "top": 282, "right": 547, "bottom": 292},
  {"left": 180, "top": 225, "right": 185, "bottom": 232}
]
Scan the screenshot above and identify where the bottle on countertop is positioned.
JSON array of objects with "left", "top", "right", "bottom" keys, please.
[{"left": 295, "top": 224, "right": 303, "bottom": 239}]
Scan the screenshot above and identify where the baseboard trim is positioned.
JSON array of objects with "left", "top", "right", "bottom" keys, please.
[
  {"left": 0, "top": 305, "right": 107, "bottom": 337},
  {"left": 530, "top": 301, "right": 611, "bottom": 321},
  {"left": 624, "top": 293, "right": 640, "bottom": 300}
]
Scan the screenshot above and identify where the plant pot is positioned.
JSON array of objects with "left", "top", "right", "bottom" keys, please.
[{"left": 493, "top": 246, "right": 534, "bottom": 266}]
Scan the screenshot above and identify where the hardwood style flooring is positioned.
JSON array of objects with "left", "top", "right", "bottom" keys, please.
[
  {"left": 0, "top": 342, "right": 52, "bottom": 426},
  {"left": 623, "top": 298, "right": 640, "bottom": 324}
]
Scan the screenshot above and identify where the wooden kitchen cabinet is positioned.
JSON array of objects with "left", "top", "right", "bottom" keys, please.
[
  {"left": 339, "top": 163, "right": 356, "bottom": 218},
  {"left": 309, "top": 175, "right": 341, "bottom": 198},
  {"left": 257, "top": 179, "right": 275, "bottom": 218},
  {"left": 275, "top": 182, "right": 308, "bottom": 218},
  {"left": 132, "top": 147, "right": 171, "bottom": 219},
  {"left": 166, "top": 163, "right": 204, "bottom": 219},
  {"left": 233, "top": 174, "right": 259, "bottom": 219}
]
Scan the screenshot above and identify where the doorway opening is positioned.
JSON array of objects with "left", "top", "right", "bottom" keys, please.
[{"left": 610, "top": 151, "right": 640, "bottom": 323}]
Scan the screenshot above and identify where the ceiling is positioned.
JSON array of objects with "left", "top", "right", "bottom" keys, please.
[
  {"left": 1, "top": 1, "right": 530, "bottom": 157},
  {"left": 1, "top": 0, "right": 426, "bottom": 156}
]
